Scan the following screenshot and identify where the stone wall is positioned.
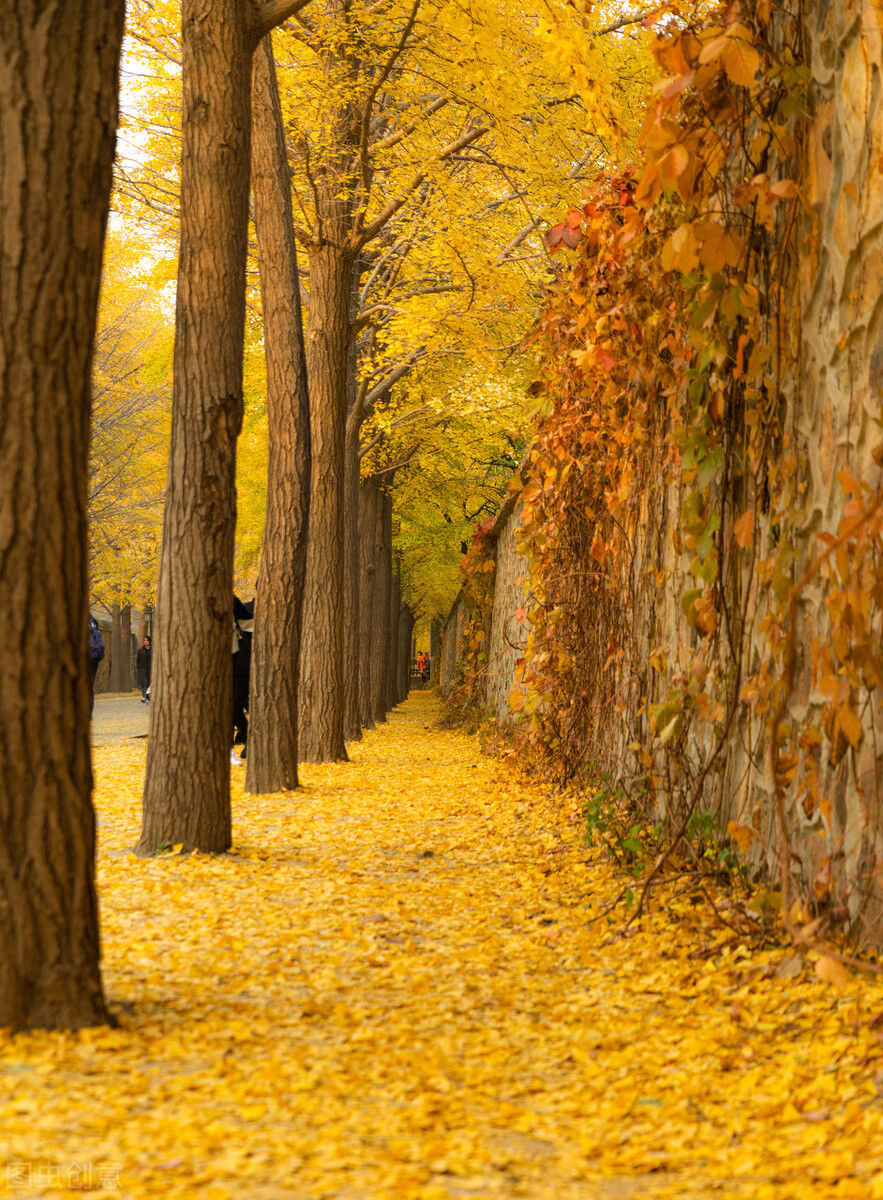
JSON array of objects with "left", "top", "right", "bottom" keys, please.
[
  {"left": 441, "top": 1, "right": 883, "bottom": 939},
  {"left": 440, "top": 596, "right": 468, "bottom": 695},
  {"left": 440, "top": 494, "right": 529, "bottom": 721},
  {"left": 485, "top": 500, "right": 529, "bottom": 723}
]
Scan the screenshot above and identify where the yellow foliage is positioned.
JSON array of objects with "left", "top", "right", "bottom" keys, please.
[{"left": 3, "top": 694, "right": 883, "bottom": 1197}]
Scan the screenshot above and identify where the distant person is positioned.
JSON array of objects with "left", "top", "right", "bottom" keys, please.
[
  {"left": 421, "top": 653, "right": 431, "bottom": 683},
  {"left": 88, "top": 614, "right": 105, "bottom": 715},
  {"left": 232, "top": 596, "right": 254, "bottom": 762},
  {"left": 136, "top": 635, "right": 152, "bottom": 703}
]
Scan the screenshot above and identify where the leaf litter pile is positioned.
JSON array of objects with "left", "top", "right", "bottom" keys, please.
[{"left": 3, "top": 693, "right": 883, "bottom": 1198}]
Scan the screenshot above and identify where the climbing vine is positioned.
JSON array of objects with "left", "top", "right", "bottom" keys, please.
[{"left": 451, "top": 0, "right": 883, "bottom": 940}]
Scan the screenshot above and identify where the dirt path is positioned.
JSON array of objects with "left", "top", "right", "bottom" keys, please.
[{"left": 2, "top": 693, "right": 882, "bottom": 1198}]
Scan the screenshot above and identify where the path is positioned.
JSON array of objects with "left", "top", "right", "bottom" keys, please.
[
  {"left": 91, "top": 692, "right": 151, "bottom": 746},
  {"left": 2, "top": 693, "right": 882, "bottom": 1198}
]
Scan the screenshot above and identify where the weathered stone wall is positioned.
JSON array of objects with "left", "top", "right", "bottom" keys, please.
[
  {"left": 705, "top": 0, "right": 883, "bottom": 932},
  {"left": 440, "top": 596, "right": 468, "bottom": 695},
  {"left": 443, "top": 1, "right": 882, "bottom": 938},
  {"left": 441, "top": 493, "right": 529, "bottom": 718},
  {"left": 788, "top": 0, "right": 883, "bottom": 930},
  {"left": 485, "top": 501, "right": 529, "bottom": 723}
]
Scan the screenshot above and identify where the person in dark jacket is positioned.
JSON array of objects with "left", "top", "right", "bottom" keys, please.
[
  {"left": 88, "top": 614, "right": 105, "bottom": 715},
  {"left": 136, "top": 635, "right": 152, "bottom": 702},
  {"left": 232, "top": 596, "right": 254, "bottom": 760}
]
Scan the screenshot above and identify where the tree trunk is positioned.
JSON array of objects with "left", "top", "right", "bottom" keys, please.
[
  {"left": 343, "top": 420, "right": 363, "bottom": 742},
  {"left": 120, "top": 604, "right": 132, "bottom": 691},
  {"left": 358, "top": 481, "right": 379, "bottom": 729},
  {"left": 110, "top": 603, "right": 131, "bottom": 692},
  {"left": 370, "top": 491, "right": 392, "bottom": 723},
  {"left": 0, "top": 0, "right": 123, "bottom": 1031},
  {"left": 245, "top": 35, "right": 311, "bottom": 796},
  {"left": 110, "top": 602, "right": 123, "bottom": 691},
  {"left": 297, "top": 37, "right": 360, "bottom": 764},
  {"left": 385, "top": 556, "right": 401, "bottom": 712},
  {"left": 398, "top": 606, "right": 413, "bottom": 702},
  {"left": 139, "top": 0, "right": 254, "bottom": 854},
  {"left": 298, "top": 247, "right": 351, "bottom": 762},
  {"left": 342, "top": 253, "right": 365, "bottom": 744}
]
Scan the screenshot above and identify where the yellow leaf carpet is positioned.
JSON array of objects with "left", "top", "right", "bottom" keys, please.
[{"left": 3, "top": 693, "right": 883, "bottom": 1198}]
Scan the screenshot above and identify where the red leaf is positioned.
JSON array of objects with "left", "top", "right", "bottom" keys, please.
[{"left": 733, "top": 508, "right": 754, "bottom": 548}]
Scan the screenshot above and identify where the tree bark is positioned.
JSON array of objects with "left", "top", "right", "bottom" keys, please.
[
  {"left": 358, "top": 481, "right": 379, "bottom": 729},
  {"left": 0, "top": 0, "right": 123, "bottom": 1031},
  {"left": 343, "top": 258, "right": 365, "bottom": 745},
  {"left": 298, "top": 251, "right": 352, "bottom": 762},
  {"left": 120, "top": 603, "right": 132, "bottom": 691},
  {"left": 385, "top": 555, "right": 401, "bottom": 712},
  {"left": 109, "top": 603, "right": 131, "bottom": 692},
  {"left": 139, "top": 0, "right": 255, "bottom": 854},
  {"left": 369, "top": 491, "right": 392, "bottom": 723},
  {"left": 245, "top": 35, "right": 312, "bottom": 795},
  {"left": 110, "top": 602, "right": 123, "bottom": 691},
  {"left": 297, "top": 31, "right": 359, "bottom": 764},
  {"left": 343, "top": 421, "right": 363, "bottom": 743}
]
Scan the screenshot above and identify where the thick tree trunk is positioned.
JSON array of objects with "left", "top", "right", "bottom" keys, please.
[
  {"left": 0, "top": 0, "right": 123, "bottom": 1031},
  {"left": 297, "top": 38, "right": 360, "bottom": 764},
  {"left": 245, "top": 36, "right": 311, "bottom": 795},
  {"left": 370, "top": 492, "right": 392, "bottom": 723},
  {"left": 343, "top": 423, "right": 363, "bottom": 742},
  {"left": 298, "top": 245, "right": 351, "bottom": 763},
  {"left": 139, "top": 0, "right": 254, "bottom": 854},
  {"left": 342, "top": 254, "right": 364, "bottom": 744},
  {"left": 358, "top": 481, "right": 379, "bottom": 729},
  {"left": 385, "top": 556, "right": 401, "bottom": 712}
]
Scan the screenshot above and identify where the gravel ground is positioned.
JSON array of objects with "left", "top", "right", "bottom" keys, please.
[{"left": 91, "top": 692, "right": 151, "bottom": 747}]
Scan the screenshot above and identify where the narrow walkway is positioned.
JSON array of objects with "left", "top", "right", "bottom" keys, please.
[
  {"left": 3, "top": 694, "right": 882, "bottom": 1198},
  {"left": 91, "top": 692, "right": 151, "bottom": 746}
]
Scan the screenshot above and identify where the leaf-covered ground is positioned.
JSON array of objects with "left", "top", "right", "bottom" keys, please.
[{"left": 3, "top": 692, "right": 883, "bottom": 1198}]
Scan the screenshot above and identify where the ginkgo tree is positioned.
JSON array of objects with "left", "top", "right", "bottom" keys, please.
[
  {"left": 0, "top": 0, "right": 126, "bottom": 1032},
  {"left": 118, "top": 0, "right": 652, "bottom": 821},
  {"left": 89, "top": 234, "right": 172, "bottom": 609},
  {"left": 138, "top": 0, "right": 313, "bottom": 856},
  {"left": 271, "top": 0, "right": 650, "bottom": 761}
]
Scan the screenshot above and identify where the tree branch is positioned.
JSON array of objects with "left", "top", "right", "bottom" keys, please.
[
  {"left": 253, "top": 0, "right": 313, "bottom": 43},
  {"left": 354, "top": 123, "right": 490, "bottom": 249},
  {"left": 365, "top": 442, "right": 421, "bottom": 474},
  {"left": 596, "top": 7, "right": 660, "bottom": 35},
  {"left": 355, "top": 0, "right": 422, "bottom": 217},
  {"left": 370, "top": 95, "right": 449, "bottom": 155}
]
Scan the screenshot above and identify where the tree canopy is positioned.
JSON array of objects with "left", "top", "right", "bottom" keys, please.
[{"left": 109, "top": 0, "right": 653, "bottom": 626}]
